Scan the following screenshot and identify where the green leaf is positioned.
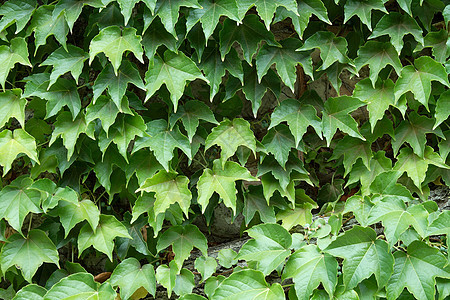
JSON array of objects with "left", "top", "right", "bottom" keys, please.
[
  {"left": 86, "top": 95, "right": 132, "bottom": 134},
  {"left": 156, "top": 225, "right": 207, "bottom": 268},
  {"left": 186, "top": 0, "right": 240, "bottom": 41},
  {"left": 50, "top": 111, "right": 94, "bottom": 160},
  {"left": 0, "top": 128, "right": 39, "bottom": 174},
  {"left": 262, "top": 125, "right": 296, "bottom": 168},
  {"left": 325, "top": 226, "right": 394, "bottom": 290},
  {"left": 243, "top": 185, "right": 276, "bottom": 225},
  {"left": 434, "top": 90, "right": 450, "bottom": 129},
  {"left": 355, "top": 42, "right": 402, "bottom": 88},
  {"left": 53, "top": 0, "right": 105, "bottom": 33},
  {"left": 28, "top": 5, "right": 69, "bottom": 53},
  {"left": 427, "top": 210, "right": 450, "bottom": 236},
  {"left": 174, "top": 268, "right": 195, "bottom": 296},
  {"left": 110, "top": 257, "right": 156, "bottom": 299},
  {"left": 205, "top": 118, "right": 256, "bottom": 168},
  {"left": 344, "top": 0, "right": 387, "bottom": 30},
  {"left": 424, "top": 29, "right": 450, "bottom": 64},
  {"left": 13, "top": 284, "right": 46, "bottom": 300},
  {"left": 238, "top": 223, "right": 292, "bottom": 275},
  {"left": 211, "top": 269, "right": 285, "bottom": 300},
  {"left": 142, "top": 16, "right": 178, "bottom": 61},
  {"left": 394, "top": 56, "right": 450, "bottom": 109},
  {"left": 0, "top": 0, "right": 36, "bottom": 34},
  {"left": 321, "top": 96, "right": 366, "bottom": 146},
  {"left": 125, "top": 149, "right": 162, "bottom": 186},
  {"left": 89, "top": 25, "right": 144, "bottom": 75},
  {"left": 344, "top": 195, "right": 374, "bottom": 226},
  {"left": 78, "top": 214, "right": 131, "bottom": 261},
  {"left": 248, "top": 0, "right": 298, "bottom": 30},
  {"left": 22, "top": 73, "right": 81, "bottom": 120},
  {"left": 256, "top": 38, "right": 313, "bottom": 93},
  {"left": 195, "top": 256, "right": 217, "bottom": 282},
  {"left": 144, "top": 50, "right": 207, "bottom": 112},
  {"left": 0, "top": 37, "right": 32, "bottom": 90},
  {"left": 197, "top": 160, "right": 258, "bottom": 213},
  {"left": 386, "top": 241, "right": 450, "bottom": 300},
  {"left": 283, "top": 245, "right": 338, "bottom": 300},
  {"left": 217, "top": 249, "right": 238, "bottom": 268},
  {"left": 93, "top": 60, "right": 145, "bottom": 110},
  {"left": 353, "top": 78, "right": 395, "bottom": 131},
  {"left": 369, "top": 170, "right": 413, "bottom": 202},
  {"left": 0, "top": 89, "right": 26, "bottom": 128},
  {"left": 44, "top": 273, "right": 116, "bottom": 300},
  {"left": 40, "top": 45, "right": 89, "bottom": 87},
  {"left": 133, "top": 119, "right": 191, "bottom": 171},
  {"left": 219, "top": 14, "right": 279, "bottom": 65},
  {"left": 137, "top": 170, "right": 192, "bottom": 217},
  {"left": 273, "top": 0, "right": 331, "bottom": 38},
  {"left": 156, "top": 260, "right": 178, "bottom": 297},
  {"left": 330, "top": 136, "right": 372, "bottom": 176},
  {"left": 298, "top": 31, "right": 352, "bottom": 70},
  {"left": 369, "top": 12, "right": 423, "bottom": 54},
  {"left": 276, "top": 200, "right": 316, "bottom": 230},
  {"left": 0, "top": 229, "right": 59, "bottom": 282},
  {"left": 180, "top": 294, "right": 208, "bottom": 300},
  {"left": 169, "top": 100, "right": 218, "bottom": 142}
]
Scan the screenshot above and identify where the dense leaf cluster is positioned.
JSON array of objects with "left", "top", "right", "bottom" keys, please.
[{"left": 0, "top": 0, "right": 449, "bottom": 299}]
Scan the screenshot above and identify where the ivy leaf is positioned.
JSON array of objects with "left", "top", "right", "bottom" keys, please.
[
  {"left": 0, "top": 37, "right": 32, "bottom": 91},
  {"left": 0, "top": 89, "right": 26, "bottom": 128},
  {"left": 386, "top": 241, "right": 450, "bottom": 300},
  {"left": 86, "top": 95, "right": 132, "bottom": 134},
  {"left": 125, "top": 149, "right": 162, "bottom": 186},
  {"left": 197, "top": 160, "right": 258, "bottom": 213},
  {"left": 434, "top": 90, "right": 450, "bottom": 129},
  {"left": 321, "top": 96, "right": 366, "bottom": 146},
  {"left": 93, "top": 61, "right": 145, "bottom": 110},
  {"left": 110, "top": 257, "right": 156, "bottom": 300},
  {"left": 22, "top": 73, "right": 81, "bottom": 120},
  {"left": 283, "top": 245, "right": 338, "bottom": 300},
  {"left": 219, "top": 14, "right": 279, "bottom": 65},
  {"left": 344, "top": 195, "right": 374, "bottom": 226},
  {"left": 169, "top": 100, "right": 218, "bottom": 143},
  {"left": 298, "top": 31, "right": 352, "bottom": 71},
  {"left": 330, "top": 136, "right": 372, "bottom": 176},
  {"left": 144, "top": 50, "right": 207, "bottom": 112},
  {"left": 133, "top": 119, "right": 191, "bottom": 171},
  {"left": 50, "top": 111, "right": 94, "bottom": 160},
  {"left": 273, "top": 0, "right": 331, "bottom": 38},
  {"left": 186, "top": 0, "right": 240, "bottom": 41},
  {"left": 369, "top": 171, "right": 413, "bottom": 202},
  {"left": 353, "top": 78, "right": 395, "bottom": 131},
  {"left": 269, "top": 100, "right": 322, "bottom": 147},
  {"left": 78, "top": 214, "right": 131, "bottom": 261},
  {"left": 89, "top": 25, "right": 144, "bottom": 75},
  {"left": 369, "top": 12, "right": 423, "bottom": 54},
  {"left": 262, "top": 124, "right": 296, "bottom": 168},
  {"left": 137, "top": 170, "right": 192, "bottom": 217},
  {"left": 256, "top": 38, "right": 313, "bottom": 93},
  {"left": 52, "top": 0, "right": 106, "bottom": 33},
  {"left": 427, "top": 210, "right": 450, "bottom": 236},
  {"left": 354, "top": 42, "right": 402, "bottom": 88},
  {"left": 0, "top": 0, "right": 36, "bottom": 34},
  {"left": 343, "top": 0, "right": 387, "bottom": 30},
  {"left": 156, "top": 225, "right": 208, "bottom": 268},
  {"left": 142, "top": 16, "right": 178, "bottom": 61},
  {"left": 174, "top": 269, "right": 195, "bottom": 296},
  {"left": 325, "top": 226, "right": 394, "bottom": 290},
  {"left": 195, "top": 256, "right": 217, "bottom": 283},
  {"left": 156, "top": 261, "right": 178, "bottom": 297},
  {"left": 238, "top": 223, "right": 292, "bottom": 275},
  {"left": 211, "top": 269, "right": 285, "bottom": 299},
  {"left": 28, "top": 5, "right": 69, "bottom": 53},
  {"left": 0, "top": 176, "right": 41, "bottom": 233},
  {"left": 395, "top": 56, "right": 449, "bottom": 110},
  {"left": 205, "top": 118, "right": 256, "bottom": 168},
  {"left": 0, "top": 229, "right": 59, "bottom": 282},
  {"left": 0, "top": 128, "right": 39, "bottom": 175},
  {"left": 424, "top": 29, "right": 450, "bottom": 64},
  {"left": 13, "top": 284, "right": 46, "bottom": 300},
  {"left": 116, "top": 0, "right": 141, "bottom": 25},
  {"left": 243, "top": 185, "right": 276, "bottom": 225},
  {"left": 40, "top": 45, "right": 89, "bottom": 88},
  {"left": 44, "top": 273, "right": 116, "bottom": 300}
]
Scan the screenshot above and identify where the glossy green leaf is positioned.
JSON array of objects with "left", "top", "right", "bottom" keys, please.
[{"left": 0, "top": 0, "right": 36, "bottom": 34}]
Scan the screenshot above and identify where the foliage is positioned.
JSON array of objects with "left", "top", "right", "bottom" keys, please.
[{"left": 0, "top": 0, "right": 449, "bottom": 299}]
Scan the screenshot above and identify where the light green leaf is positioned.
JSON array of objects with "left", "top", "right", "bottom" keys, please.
[
  {"left": 195, "top": 256, "right": 217, "bottom": 282},
  {"left": 86, "top": 95, "right": 132, "bottom": 134},
  {"left": 344, "top": 0, "right": 387, "bottom": 30},
  {"left": 369, "top": 170, "right": 413, "bottom": 201},
  {"left": 283, "top": 245, "right": 338, "bottom": 300},
  {"left": 52, "top": 0, "right": 106, "bottom": 33},
  {"left": 394, "top": 56, "right": 449, "bottom": 110},
  {"left": 40, "top": 45, "right": 89, "bottom": 87},
  {"left": 156, "top": 225, "right": 207, "bottom": 268},
  {"left": 238, "top": 223, "right": 292, "bottom": 275},
  {"left": 276, "top": 201, "right": 316, "bottom": 231},
  {"left": 0, "top": 0, "right": 36, "bottom": 34},
  {"left": 197, "top": 160, "right": 258, "bottom": 213},
  {"left": 174, "top": 269, "right": 195, "bottom": 296},
  {"left": 78, "top": 214, "right": 131, "bottom": 261},
  {"left": 50, "top": 111, "right": 94, "bottom": 160},
  {"left": 0, "top": 89, "right": 26, "bottom": 128},
  {"left": 434, "top": 90, "right": 450, "bottom": 129},
  {"left": 179, "top": 294, "right": 208, "bottom": 300},
  {"left": 427, "top": 210, "right": 450, "bottom": 236},
  {"left": 0, "top": 37, "right": 32, "bottom": 91},
  {"left": 218, "top": 249, "right": 237, "bottom": 268},
  {"left": 424, "top": 29, "right": 450, "bottom": 64},
  {"left": 13, "top": 284, "right": 46, "bottom": 300},
  {"left": 219, "top": 14, "right": 279, "bottom": 65},
  {"left": 205, "top": 118, "right": 256, "bottom": 168},
  {"left": 44, "top": 273, "right": 116, "bottom": 300},
  {"left": 0, "top": 229, "right": 59, "bottom": 282},
  {"left": 110, "top": 257, "right": 156, "bottom": 300},
  {"left": 0, "top": 128, "right": 39, "bottom": 174},
  {"left": 89, "top": 25, "right": 144, "bottom": 75},
  {"left": 369, "top": 12, "right": 423, "bottom": 54},
  {"left": 211, "top": 269, "right": 285, "bottom": 300},
  {"left": 325, "top": 226, "right": 394, "bottom": 290},
  {"left": 344, "top": 195, "right": 374, "bottom": 226},
  {"left": 93, "top": 60, "right": 145, "bottom": 110},
  {"left": 144, "top": 50, "right": 207, "bottom": 112},
  {"left": 330, "top": 136, "right": 372, "bottom": 176},
  {"left": 386, "top": 241, "right": 450, "bottom": 300},
  {"left": 156, "top": 260, "right": 178, "bottom": 297}
]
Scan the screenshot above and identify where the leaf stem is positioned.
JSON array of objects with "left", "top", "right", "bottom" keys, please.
[{"left": 27, "top": 213, "right": 33, "bottom": 236}]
